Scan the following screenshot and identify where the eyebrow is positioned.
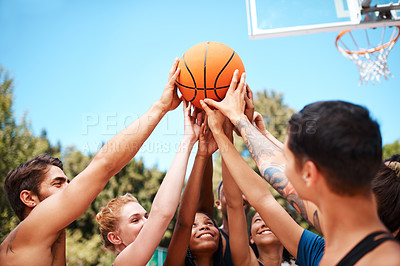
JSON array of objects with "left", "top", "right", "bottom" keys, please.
[
  {"left": 51, "top": 176, "right": 69, "bottom": 183},
  {"left": 128, "top": 212, "right": 147, "bottom": 220}
]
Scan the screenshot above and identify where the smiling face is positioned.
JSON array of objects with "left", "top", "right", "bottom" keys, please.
[
  {"left": 116, "top": 201, "right": 148, "bottom": 247},
  {"left": 250, "top": 212, "right": 280, "bottom": 247},
  {"left": 38, "top": 165, "right": 70, "bottom": 201},
  {"left": 189, "top": 212, "right": 220, "bottom": 255}
]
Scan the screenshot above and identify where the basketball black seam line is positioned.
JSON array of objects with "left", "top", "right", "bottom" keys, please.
[
  {"left": 176, "top": 81, "right": 230, "bottom": 90},
  {"left": 204, "top": 42, "right": 209, "bottom": 99},
  {"left": 214, "top": 51, "right": 236, "bottom": 101},
  {"left": 183, "top": 53, "right": 197, "bottom": 102}
]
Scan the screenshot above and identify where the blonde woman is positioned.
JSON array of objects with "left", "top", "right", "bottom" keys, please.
[{"left": 96, "top": 100, "right": 202, "bottom": 266}]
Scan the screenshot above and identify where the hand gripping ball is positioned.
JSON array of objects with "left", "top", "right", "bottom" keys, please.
[{"left": 176, "top": 42, "right": 245, "bottom": 109}]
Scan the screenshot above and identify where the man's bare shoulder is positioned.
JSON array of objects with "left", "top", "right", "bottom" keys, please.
[{"left": 0, "top": 223, "right": 59, "bottom": 266}]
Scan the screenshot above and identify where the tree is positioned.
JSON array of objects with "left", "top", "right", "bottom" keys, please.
[
  {"left": 383, "top": 140, "right": 400, "bottom": 160},
  {"left": 0, "top": 67, "right": 61, "bottom": 240}
]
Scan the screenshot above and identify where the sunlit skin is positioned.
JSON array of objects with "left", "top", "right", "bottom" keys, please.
[
  {"left": 217, "top": 184, "right": 251, "bottom": 228},
  {"left": 250, "top": 212, "right": 281, "bottom": 246},
  {"left": 37, "top": 165, "right": 70, "bottom": 201},
  {"left": 112, "top": 202, "right": 149, "bottom": 251},
  {"left": 189, "top": 212, "right": 220, "bottom": 255},
  {"left": 283, "top": 138, "right": 310, "bottom": 201}
]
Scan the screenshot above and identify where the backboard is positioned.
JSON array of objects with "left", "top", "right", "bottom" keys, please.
[{"left": 246, "top": 0, "right": 400, "bottom": 39}]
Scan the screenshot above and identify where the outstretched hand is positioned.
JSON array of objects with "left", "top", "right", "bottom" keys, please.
[
  {"left": 183, "top": 99, "right": 202, "bottom": 143},
  {"left": 200, "top": 100, "right": 226, "bottom": 137},
  {"left": 234, "top": 84, "right": 254, "bottom": 137},
  {"left": 203, "top": 69, "right": 247, "bottom": 125},
  {"left": 158, "top": 58, "right": 182, "bottom": 113},
  {"left": 197, "top": 118, "right": 219, "bottom": 157},
  {"left": 253, "top": 111, "right": 268, "bottom": 137}
]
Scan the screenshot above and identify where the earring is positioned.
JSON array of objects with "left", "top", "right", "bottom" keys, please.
[{"left": 302, "top": 175, "right": 308, "bottom": 182}]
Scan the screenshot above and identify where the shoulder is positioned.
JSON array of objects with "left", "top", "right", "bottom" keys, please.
[
  {"left": 296, "top": 230, "right": 325, "bottom": 266},
  {"left": 359, "top": 240, "right": 400, "bottom": 266}
]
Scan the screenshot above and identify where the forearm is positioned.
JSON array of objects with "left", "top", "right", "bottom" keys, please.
[
  {"left": 93, "top": 102, "right": 166, "bottom": 175},
  {"left": 197, "top": 156, "right": 214, "bottom": 215},
  {"left": 164, "top": 154, "right": 208, "bottom": 266},
  {"left": 214, "top": 132, "right": 303, "bottom": 257},
  {"left": 213, "top": 132, "right": 269, "bottom": 205},
  {"left": 222, "top": 159, "right": 244, "bottom": 210},
  {"left": 222, "top": 158, "right": 255, "bottom": 264},
  {"left": 150, "top": 137, "right": 195, "bottom": 219},
  {"left": 176, "top": 154, "right": 208, "bottom": 227},
  {"left": 234, "top": 117, "right": 309, "bottom": 220}
]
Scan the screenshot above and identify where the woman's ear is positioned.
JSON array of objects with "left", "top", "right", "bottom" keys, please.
[
  {"left": 107, "top": 232, "right": 122, "bottom": 245},
  {"left": 249, "top": 235, "right": 255, "bottom": 245},
  {"left": 215, "top": 200, "right": 222, "bottom": 210}
]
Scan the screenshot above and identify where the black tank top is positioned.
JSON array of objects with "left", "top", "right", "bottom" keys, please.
[
  {"left": 337, "top": 231, "right": 396, "bottom": 266},
  {"left": 220, "top": 229, "right": 234, "bottom": 266}
]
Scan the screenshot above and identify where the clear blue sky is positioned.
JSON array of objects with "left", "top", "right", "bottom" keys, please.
[{"left": 1, "top": 0, "right": 399, "bottom": 171}]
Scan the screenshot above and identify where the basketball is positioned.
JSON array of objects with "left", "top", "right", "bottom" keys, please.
[{"left": 176, "top": 41, "right": 245, "bottom": 109}]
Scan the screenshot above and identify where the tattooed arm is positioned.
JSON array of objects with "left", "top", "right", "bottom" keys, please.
[{"left": 202, "top": 70, "right": 322, "bottom": 233}]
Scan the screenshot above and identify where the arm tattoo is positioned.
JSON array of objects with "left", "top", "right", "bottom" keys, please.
[
  {"left": 6, "top": 231, "right": 17, "bottom": 255},
  {"left": 267, "top": 167, "right": 308, "bottom": 220},
  {"left": 236, "top": 118, "right": 280, "bottom": 168},
  {"left": 313, "top": 210, "right": 322, "bottom": 233},
  {"left": 236, "top": 118, "right": 309, "bottom": 221}
]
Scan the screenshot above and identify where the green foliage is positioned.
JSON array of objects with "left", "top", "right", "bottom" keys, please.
[
  {"left": 0, "top": 67, "right": 61, "bottom": 240},
  {"left": 383, "top": 140, "right": 400, "bottom": 159}
]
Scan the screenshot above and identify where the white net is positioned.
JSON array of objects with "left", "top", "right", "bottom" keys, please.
[{"left": 336, "top": 26, "right": 400, "bottom": 85}]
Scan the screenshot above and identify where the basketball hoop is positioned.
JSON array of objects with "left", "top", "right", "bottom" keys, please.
[{"left": 335, "top": 25, "right": 400, "bottom": 85}]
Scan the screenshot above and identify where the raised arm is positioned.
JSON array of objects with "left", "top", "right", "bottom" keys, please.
[
  {"left": 197, "top": 156, "right": 215, "bottom": 216},
  {"left": 164, "top": 120, "right": 216, "bottom": 266},
  {"left": 200, "top": 102, "right": 304, "bottom": 258},
  {"left": 115, "top": 100, "right": 200, "bottom": 266},
  {"left": 222, "top": 152, "right": 258, "bottom": 265},
  {"left": 202, "top": 71, "right": 321, "bottom": 231},
  {"left": 24, "top": 59, "right": 183, "bottom": 241}
]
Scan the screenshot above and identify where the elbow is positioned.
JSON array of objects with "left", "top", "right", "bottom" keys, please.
[
  {"left": 92, "top": 152, "right": 119, "bottom": 177},
  {"left": 151, "top": 205, "right": 175, "bottom": 224}
]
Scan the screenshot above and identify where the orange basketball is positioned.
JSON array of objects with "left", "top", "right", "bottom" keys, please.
[{"left": 176, "top": 42, "right": 245, "bottom": 109}]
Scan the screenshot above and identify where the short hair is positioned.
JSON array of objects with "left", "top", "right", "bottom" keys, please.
[
  {"left": 373, "top": 155, "right": 400, "bottom": 240},
  {"left": 4, "top": 154, "right": 63, "bottom": 221},
  {"left": 287, "top": 101, "right": 382, "bottom": 196},
  {"left": 96, "top": 193, "right": 139, "bottom": 253}
]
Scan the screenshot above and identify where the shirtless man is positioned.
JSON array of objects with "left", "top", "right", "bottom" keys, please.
[{"left": 0, "top": 59, "right": 181, "bottom": 265}]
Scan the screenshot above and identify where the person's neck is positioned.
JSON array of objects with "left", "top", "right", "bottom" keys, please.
[
  {"left": 194, "top": 252, "right": 214, "bottom": 266},
  {"left": 257, "top": 243, "right": 283, "bottom": 266},
  {"left": 318, "top": 189, "right": 387, "bottom": 261}
]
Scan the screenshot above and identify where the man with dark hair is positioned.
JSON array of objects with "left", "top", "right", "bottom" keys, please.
[
  {"left": 0, "top": 60, "right": 182, "bottom": 265},
  {"left": 201, "top": 70, "right": 400, "bottom": 265},
  {"left": 4, "top": 154, "right": 66, "bottom": 221}
]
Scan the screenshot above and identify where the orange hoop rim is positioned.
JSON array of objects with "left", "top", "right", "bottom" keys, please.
[{"left": 335, "top": 25, "right": 400, "bottom": 55}]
